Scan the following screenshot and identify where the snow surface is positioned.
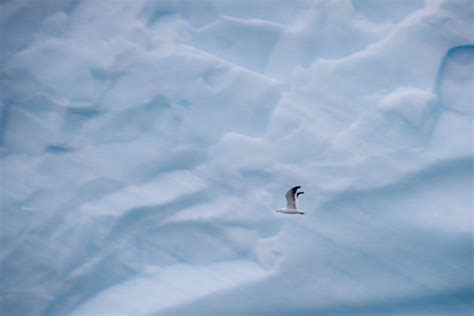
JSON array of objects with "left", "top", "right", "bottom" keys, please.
[{"left": 1, "top": 0, "right": 473, "bottom": 315}]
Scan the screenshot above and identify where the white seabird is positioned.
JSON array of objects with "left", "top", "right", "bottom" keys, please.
[{"left": 276, "top": 186, "right": 305, "bottom": 215}]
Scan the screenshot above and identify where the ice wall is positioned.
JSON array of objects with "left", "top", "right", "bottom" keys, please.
[{"left": 1, "top": 0, "right": 473, "bottom": 315}]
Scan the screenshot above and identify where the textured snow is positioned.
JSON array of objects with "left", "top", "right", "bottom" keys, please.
[{"left": 1, "top": 0, "right": 473, "bottom": 315}]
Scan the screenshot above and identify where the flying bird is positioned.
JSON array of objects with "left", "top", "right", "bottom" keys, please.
[{"left": 276, "top": 186, "right": 305, "bottom": 215}]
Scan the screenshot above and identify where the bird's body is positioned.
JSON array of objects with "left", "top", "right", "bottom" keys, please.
[{"left": 277, "top": 186, "right": 305, "bottom": 215}]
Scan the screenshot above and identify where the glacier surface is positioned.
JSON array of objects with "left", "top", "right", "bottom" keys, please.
[{"left": 1, "top": 0, "right": 473, "bottom": 315}]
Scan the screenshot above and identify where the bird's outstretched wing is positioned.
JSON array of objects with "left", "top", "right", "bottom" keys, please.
[{"left": 285, "top": 186, "right": 301, "bottom": 209}]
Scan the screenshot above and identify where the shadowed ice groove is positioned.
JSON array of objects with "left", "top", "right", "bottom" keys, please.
[
  {"left": 45, "top": 144, "right": 75, "bottom": 154},
  {"left": 139, "top": 0, "right": 176, "bottom": 27},
  {"left": 108, "top": 190, "right": 210, "bottom": 240},
  {"left": 434, "top": 45, "right": 474, "bottom": 115}
]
